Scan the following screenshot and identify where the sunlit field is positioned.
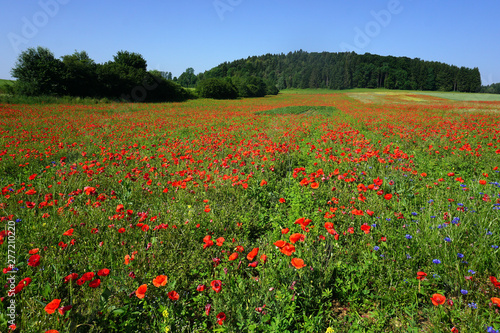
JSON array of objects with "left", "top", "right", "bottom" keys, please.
[{"left": 1, "top": 91, "right": 500, "bottom": 332}]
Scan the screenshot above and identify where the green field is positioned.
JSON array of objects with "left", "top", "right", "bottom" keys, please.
[
  {"left": 1, "top": 91, "right": 499, "bottom": 332},
  {"left": 414, "top": 91, "right": 500, "bottom": 101}
]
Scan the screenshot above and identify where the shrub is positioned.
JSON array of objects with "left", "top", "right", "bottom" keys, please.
[{"left": 197, "top": 78, "right": 238, "bottom": 99}]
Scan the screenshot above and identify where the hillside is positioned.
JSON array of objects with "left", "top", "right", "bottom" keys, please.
[
  {"left": 201, "top": 51, "right": 481, "bottom": 92},
  {"left": 0, "top": 79, "right": 14, "bottom": 94}
]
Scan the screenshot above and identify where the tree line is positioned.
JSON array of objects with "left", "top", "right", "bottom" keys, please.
[
  {"left": 201, "top": 50, "right": 482, "bottom": 93},
  {"left": 10, "top": 47, "right": 487, "bottom": 102},
  {"left": 480, "top": 83, "right": 500, "bottom": 94},
  {"left": 10, "top": 46, "right": 194, "bottom": 102}
]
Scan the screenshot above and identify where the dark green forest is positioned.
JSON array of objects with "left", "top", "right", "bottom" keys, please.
[
  {"left": 7, "top": 47, "right": 488, "bottom": 102},
  {"left": 9, "top": 47, "right": 194, "bottom": 102},
  {"left": 199, "top": 50, "right": 482, "bottom": 92}
]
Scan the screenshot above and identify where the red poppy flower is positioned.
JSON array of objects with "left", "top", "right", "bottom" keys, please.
[
  {"left": 205, "top": 303, "right": 211, "bottom": 316},
  {"left": 168, "top": 290, "right": 179, "bottom": 301},
  {"left": 490, "top": 276, "right": 500, "bottom": 288},
  {"left": 136, "top": 284, "right": 147, "bottom": 299},
  {"left": 197, "top": 284, "right": 205, "bottom": 292},
  {"left": 228, "top": 252, "right": 239, "bottom": 261},
  {"left": 97, "top": 268, "right": 110, "bottom": 277},
  {"left": 63, "top": 273, "right": 79, "bottom": 283},
  {"left": 216, "top": 237, "right": 225, "bottom": 246},
  {"left": 289, "top": 233, "right": 305, "bottom": 244},
  {"left": 430, "top": 293, "right": 446, "bottom": 306},
  {"left": 29, "top": 248, "right": 39, "bottom": 254},
  {"left": 45, "top": 330, "right": 59, "bottom": 333},
  {"left": 360, "top": 224, "right": 371, "bottom": 234},
  {"left": 281, "top": 228, "right": 290, "bottom": 234},
  {"left": 153, "top": 275, "right": 168, "bottom": 287},
  {"left": 384, "top": 193, "right": 392, "bottom": 200},
  {"left": 116, "top": 204, "right": 124, "bottom": 213},
  {"left": 416, "top": 272, "right": 427, "bottom": 280},
  {"left": 291, "top": 258, "right": 306, "bottom": 269},
  {"left": 45, "top": 299, "right": 61, "bottom": 314},
  {"left": 235, "top": 245, "right": 244, "bottom": 252},
  {"left": 248, "top": 261, "right": 258, "bottom": 267},
  {"left": 310, "top": 182, "right": 319, "bottom": 189},
  {"left": 260, "top": 254, "right": 268, "bottom": 263},
  {"left": 211, "top": 280, "right": 222, "bottom": 293},
  {"left": 279, "top": 198, "right": 286, "bottom": 203},
  {"left": 247, "top": 247, "right": 259, "bottom": 261},
  {"left": 479, "top": 180, "right": 487, "bottom": 185},
  {"left": 63, "top": 228, "right": 73, "bottom": 236},
  {"left": 216, "top": 312, "right": 226, "bottom": 325},
  {"left": 58, "top": 305, "right": 72, "bottom": 315},
  {"left": 28, "top": 254, "right": 41, "bottom": 267},
  {"left": 82, "top": 272, "right": 94, "bottom": 281},
  {"left": 273, "top": 240, "right": 286, "bottom": 248},
  {"left": 491, "top": 297, "right": 500, "bottom": 308},
  {"left": 280, "top": 243, "right": 296, "bottom": 256},
  {"left": 89, "top": 279, "right": 101, "bottom": 288}
]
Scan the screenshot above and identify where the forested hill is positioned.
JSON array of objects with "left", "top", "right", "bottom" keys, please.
[{"left": 202, "top": 50, "right": 482, "bottom": 92}]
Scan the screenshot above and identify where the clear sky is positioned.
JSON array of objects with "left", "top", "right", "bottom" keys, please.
[{"left": 1, "top": 0, "right": 499, "bottom": 85}]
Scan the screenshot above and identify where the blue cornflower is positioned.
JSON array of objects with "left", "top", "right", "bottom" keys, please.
[
  {"left": 428, "top": 199, "right": 434, "bottom": 203},
  {"left": 386, "top": 218, "right": 391, "bottom": 221},
  {"left": 406, "top": 254, "right": 412, "bottom": 259},
  {"left": 492, "top": 245, "right": 499, "bottom": 249},
  {"left": 468, "top": 302, "right": 477, "bottom": 309},
  {"left": 486, "top": 231, "right": 493, "bottom": 236},
  {"left": 430, "top": 216, "right": 436, "bottom": 218},
  {"left": 468, "top": 269, "right": 476, "bottom": 275},
  {"left": 373, "top": 246, "right": 380, "bottom": 251},
  {"left": 433, "top": 259, "right": 441, "bottom": 264},
  {"left": 411, "top": 212, "right": 418, "bottom": 216},
  {"left": 460, "top": 289, "right": 468, "bottom": 295},
  {"left": 487, "top": 326, "right": 499, "bottom": 333},
  {"left": 444, "top": 237, "right": 452, "bottom": 242},
  {"left": 457, "top": 253, "right": 464, "bottom": 258},
  {"left": 405, "top": 234, "right": 412, "bottom": 240},
  {"left": 371, "top": 224, "right": 377, "bottom": 228}
]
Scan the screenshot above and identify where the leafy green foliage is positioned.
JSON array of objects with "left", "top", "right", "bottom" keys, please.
[
  {"left": 196, "top": 78, "right": 238, "bottom": 99},
  {"left": 11, "top": 46, "right": 65, "bottom": 96}
]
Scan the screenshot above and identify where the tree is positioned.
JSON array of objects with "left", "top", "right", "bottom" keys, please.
[
  {"left": 61, "top": 50, "right": 98, "bottom": 97},
  {"left": 113, "top": 51, "right": 147, "bottom": 71},
  {"left": 11, "top": 46, "right": 65, "bottom": 95},
  {"left": 177, "top": 68, "right": 198, "bottom": 88}
]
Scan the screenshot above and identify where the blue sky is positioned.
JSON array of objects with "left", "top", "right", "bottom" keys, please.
[{"left": 1, "top": 0, "right": 499, "bottom": 85}]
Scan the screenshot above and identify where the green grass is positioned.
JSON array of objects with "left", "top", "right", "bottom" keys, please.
[
  {"left": 411, "top": 91, "right": 500, "bottom": 101},
  {"left": 0, "top": 79, "right": 14, "bottom": 94}
]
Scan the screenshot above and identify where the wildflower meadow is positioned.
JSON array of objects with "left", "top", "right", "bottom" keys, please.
[{"left": 1, "top": 90, "right": 500, "bottom": 332}]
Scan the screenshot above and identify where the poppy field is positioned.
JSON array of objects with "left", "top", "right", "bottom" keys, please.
[{"left": 1, "top": 91, "right": 500, "bottom": 332}]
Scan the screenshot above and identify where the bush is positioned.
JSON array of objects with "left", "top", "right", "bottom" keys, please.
[{"left": 197, "top": 78, "right": 238, "bottom": 99}]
